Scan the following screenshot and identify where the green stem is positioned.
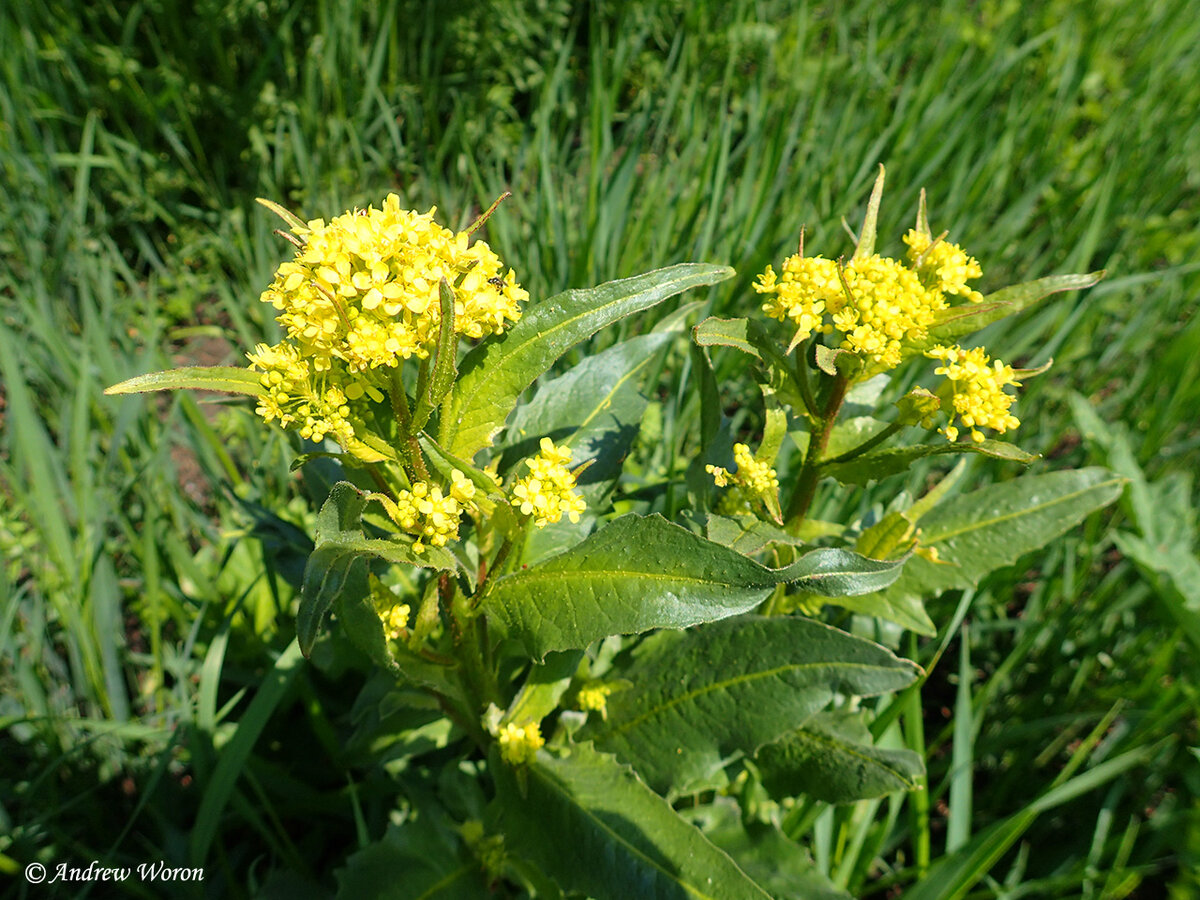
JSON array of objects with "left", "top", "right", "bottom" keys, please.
[
  {"left": 822, "top": 421, "right": 905, "bottom": 465},
  {"left": 794, "top": 344, "right": 819, "bottom": 421},
  {"left": 903, "top": 632, "right": 931, "bottom": 879},
  {"left": 785, "top": 371, "right": 850, "bottom": 527},
  {"left": 449, "top": 575, "right": 497, "bottom": 711},
  {"left": 388, "top": 371, "right": 430, "bottom": 481}
]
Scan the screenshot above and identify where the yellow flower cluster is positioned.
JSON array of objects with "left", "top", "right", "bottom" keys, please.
[
  {"left": 497, "top": 722, "right": 544, "bottom": 766},
  {"left": 377, "top": 602, "right": 411, "bottom": 641},
  {"left": 904, "top": 230, "right": 984, "bottom": 303},
  {"left": 247, "top": 194, "right": 528, "bottom": 455},
  {"left": 576, "top": 682, "right": 615, "bottom": 715},
  {"left": 261, "top": 194, "right": 528, "bottom": 373},
  {"left": 706, "top": 443, "right": 779, "bottom": 498},
  {"left": 373, "top": 470, "right": 477, "bottom": 553},
  {"left": 926, "top": 344, "right": 1021, "bottom": 442},
  {"left": 755, "top": 232, "right": 983, "bottom": 370},
  {"left": 510, "top": 438, "right": 587, "bottom": 528},
  {"left": 248, "top": 341, "right": 365, "bottom": 445}
]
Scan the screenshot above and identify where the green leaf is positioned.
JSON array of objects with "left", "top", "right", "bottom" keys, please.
[
  {"left": 756, "top": 710, "right": 925, "bottom": 803},
  {"left": 851, "top": 164, "right": 887, "bottom": 261},
  {"left": 692, "top": 316, "right": 764, "bottom": 360},
  {"left": 411, "top": 279, "right": 458, "bottom": 432},
  {"left": 504, "top": 650, "right": 584, "bottom": 727},
  {"left": 825, "top": 439, "right": 1038, "bottom": 486},
  {"left": 483, "top": 514, "right": 906, "bottom": 659},
  {"left": 335, "top": 820, "right": 486, "bottom": 900},
  {"left": 503, "top": 331, "right": 674, "bottom": 485},
  {"left": 105, "top": 366, "right": 264, "bottom": 396},
  {"left": 705, "top": 514, "right": 805, "bottom": 556},
  {"left": 299, "top": 482, "right": 455, "bottom": 658},
  {"left": 586, "top": 616, "right": 919, "bottom": 795},
  {"left": 845, "top": 468, "right": 1125, "bottom": 633},
  {"left": 489, "top": 742, "right": 773, "bottom": 900},
  {"left": 686, "top": 799, "right": 851, "bottom": 900},
  {"left": 921, "top": 271, "right": 1105, "bottom": 348},
  {"left": 256, "top": 196, "right": 309, "bottom": 233},
  {"left": 444, "top": 263, "right": 733, "bottom": 456}
]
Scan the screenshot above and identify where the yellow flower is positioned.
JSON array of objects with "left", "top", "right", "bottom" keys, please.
[
  {"left": 510, "top": 438, "right": 587, "bottom": 527},
  {"left": 926, "top": 344, "right": 1021, "bottom": 442},
  {"left": 371, "top": 479, "right": 466, "bottom": 553},
  {"left": 247, "top": 341, "right": 358, "bottom": 448},
  {"left": 260, "top": 194, "right": 528, "bottom": 374},
  {"left": 732, "top": 443, "right": 778, "bottom": 497},
  {"left": 755, "top": 256, "right": 841, "bottom": 343},
  {"left": 498, "top": 722, "right": 543, "bottom": 766},
  {"left": 707, "top": 443, "right": 778, "bottom": 498},
  {"left": 833, "top": 254, "right": 946, "bottom": 370},
  {"left": 576, "top": 682, "right": 615, "bottom": 716},
  {"left": 378, "top": 603, "right": 410, "bottom": 641},
  {"left": 904, "top": 229, "right": 984, "bottom": 303}
]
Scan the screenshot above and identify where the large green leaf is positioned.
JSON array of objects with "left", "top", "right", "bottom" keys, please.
[
  {"left": 685, "top": 799, "right": 851, "bottom": 900},
  {"left": 502, "top": 331, "right": 674, "bottom": 484},
  {"left": 756, "top": 710, "right": 925, "bottom": 803},
  {"left": 489, "top": 742, "right": 772, "bottom": 900},
  {"left": 299, "top": 482, "right": 456, "bottom": 658},
  {"left": 483, "top": 514, "right": 906, "bottom": 659},
  {"left": 335, "top": 820, "right": 486, "bottom": 900},
  {"left": 825, "top": 439, "right": 1038, "bottom": 486},
  {"left": 921, "top": 271, "right": 1105, "bottom": 348},
  {"left": 105, "top": 365, "right": 263, "bottom": 396},
  {"left": 585, "top": 616, "right": 919, "bottom": 795},
  {"left": 443, "top": 263, "right": 733, "bottom": 456},
  {"left": 842, "top": 467, "right": 1125, "bottom": 633}
]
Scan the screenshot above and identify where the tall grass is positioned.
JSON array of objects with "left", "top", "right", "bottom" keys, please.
[{"left": 2, "top": 0, "right": 1197, "bottom": 894}]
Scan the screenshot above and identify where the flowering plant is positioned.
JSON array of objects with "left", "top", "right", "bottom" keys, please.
[{"left": 108, "top": 168, "right": 1120, "bottom": 897}]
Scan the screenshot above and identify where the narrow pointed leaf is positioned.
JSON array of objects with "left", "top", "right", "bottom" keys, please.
[
  {"left": 483, "top": 514, "right": 906, "bottom": 659},
  {"left": 757, "top": 710, "right": 925, "bottom": 803},
  {"left": 256, "top": 196, "right": 309, "bottom": 232},
  {"left": 444, "top": 263, "right": 733, "bottom": 456},
  {"left": 825, "top": 439, "right": 1038, "bottom": 485},
  {"left": 922, "top": 271, "right": 1105, "bottom": 348},
  {"left": 692, "top": 316, "right": 763, "bottom": 360},
  {"left": 851, "top": 164, "right": 887, "bottom": 261},
  {"left": 105, "top": 366, "right": 263, "bottom": 396},
  {"left": 586, "top": 617, "right": 919, "bottom": 794},
  {"left": 845, "top": 468, "right": 1125, "bottom": 632},
  {"left": 490, "top": 743, "right": 772, "bottom": 900}
]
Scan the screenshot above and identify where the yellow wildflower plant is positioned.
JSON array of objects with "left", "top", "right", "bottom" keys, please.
[
  {"left": 926, "top": 344, "right": 1021, "bottom": 442},
  {"left": 510, "top": 437, "right": 587, "bottom": 527},
  {"left": 497, "top": 721, "right": 544, "bottom": 766}
]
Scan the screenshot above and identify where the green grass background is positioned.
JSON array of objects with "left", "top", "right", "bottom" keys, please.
[{"left": 2, "top": 0, "right": 1198, "bottom": 896}]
